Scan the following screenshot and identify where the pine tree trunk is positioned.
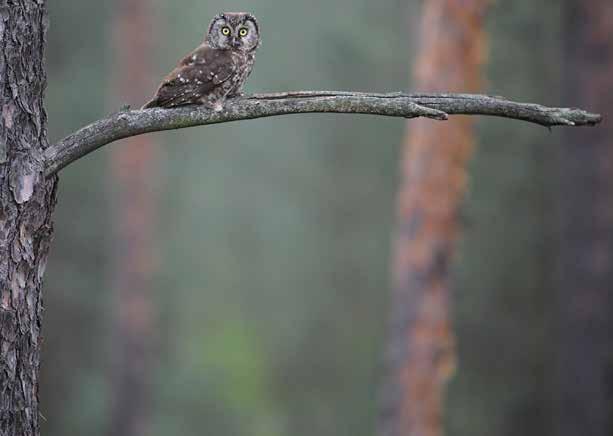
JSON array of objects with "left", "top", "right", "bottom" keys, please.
[
  {"left": 107, "top": 0, "right": 158, "bottom": 435},
  {"left": 554, "top": 2, "right": 613, "bottom": 435},
  {"left": 0, "top": 1, "right": 57, "bottom": 436},
  {"left": 379, "top": 2, "right": 489, "bottom": 436}
]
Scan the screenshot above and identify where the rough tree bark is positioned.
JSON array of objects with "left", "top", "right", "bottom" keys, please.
[
  {"left": 554, "top": 2, "right": 613, "bottom": 436},
  {"left": 107, "top": 0, "right": 157, "bottom": 435},
  {"left": 0, "top": 1, "right": 57, "bottom": 436},
  {"left": 379, "top": 2, "right": 489, "bottom": 436}
]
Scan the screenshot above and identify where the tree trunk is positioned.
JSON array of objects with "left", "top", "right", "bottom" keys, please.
[
  {"left": 0, "top": 1, "right": 57, "bottom": 436},
  {"left": 554, "top": 2, "right": 613, "bottom": 436},
  {"left": 107, "top": 1, "right": 158, "bottom": 435},
  {"left": 379, "top": 2, "right": 489, "bottom": 436}
]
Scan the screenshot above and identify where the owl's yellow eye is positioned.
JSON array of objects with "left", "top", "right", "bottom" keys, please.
[
  {"left": 221, "top": 27, "right": 231, "bottom": 36},
  {"left": 238, "top": 28, "right": 248, "bottom": 37}
]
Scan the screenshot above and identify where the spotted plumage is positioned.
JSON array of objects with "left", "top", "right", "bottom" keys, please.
[{"left": 142, "top": 12, "right": 260, "bottom": 110}]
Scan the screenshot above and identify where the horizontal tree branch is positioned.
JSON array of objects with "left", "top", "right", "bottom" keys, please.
[{"left": 44, "top": 91, "right": 602, "bottom": 177}]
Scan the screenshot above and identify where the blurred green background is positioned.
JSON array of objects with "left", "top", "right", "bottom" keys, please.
[{"left": 42, "top": 1, "right": 575, "bottom": 436}]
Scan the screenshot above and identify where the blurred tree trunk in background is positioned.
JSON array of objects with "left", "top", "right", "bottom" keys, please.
[
  {"left": 108, "top": 1, "right": 158, "bottom": 435},
  {"left": 554, "top": 2, "right": 613, "bottom": 436},
  {"left": 379, "top": 2, "right": 489, "bottom": 436}
]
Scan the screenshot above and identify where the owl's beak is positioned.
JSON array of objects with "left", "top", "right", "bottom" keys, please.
[{"left": 230, "top": 37, "right": 241, "bottom": 48}]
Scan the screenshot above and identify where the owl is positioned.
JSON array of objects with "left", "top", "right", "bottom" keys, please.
[{"left": 142, "top": 12, "right": 260, "bottom": 110}]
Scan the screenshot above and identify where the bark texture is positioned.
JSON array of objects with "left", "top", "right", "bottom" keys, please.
[
  {"left": 107, "top": 0, "right": 157, "bottom": 435},
  {"left": 554, "top": 2, "right": 613, "bottom": 436},
  {"left": 379, "top": 2, "right": 489, "bottom": 436},
  {"left": 0, "top": 1, "right": 57, "bottom": 436}
]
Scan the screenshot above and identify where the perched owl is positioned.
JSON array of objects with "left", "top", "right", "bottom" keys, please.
[{"left": 142, "top": 12, "right": 260, "bottom": 110}]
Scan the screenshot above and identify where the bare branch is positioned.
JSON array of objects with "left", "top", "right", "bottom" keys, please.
[{"left": 44, "top": 91, "right": 602, "bottom": 178}]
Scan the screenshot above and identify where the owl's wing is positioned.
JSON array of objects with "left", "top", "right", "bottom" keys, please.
[{"left": 143, "top": 46, "right": 237, "bottom": 108}]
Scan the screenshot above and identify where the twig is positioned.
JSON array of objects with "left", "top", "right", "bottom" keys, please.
[{"left": 44, "top": 91, "right": 602, "bottom": 177}]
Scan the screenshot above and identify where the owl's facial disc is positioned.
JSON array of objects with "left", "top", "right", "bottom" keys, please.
[{"left": 207, "top": 13, "right": 259, "bottom": 51}]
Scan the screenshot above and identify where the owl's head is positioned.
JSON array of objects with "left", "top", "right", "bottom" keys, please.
[{"left": 206, "top": 12, "right": 260, "bottom": 52}]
